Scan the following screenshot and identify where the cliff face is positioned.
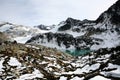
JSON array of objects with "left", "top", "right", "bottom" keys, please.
[
  {"left": 96, "top": 0, "right": 120, "bottom": 24},
  {"left": 26, "top": 1, "right": 120, "bottom": 53}
]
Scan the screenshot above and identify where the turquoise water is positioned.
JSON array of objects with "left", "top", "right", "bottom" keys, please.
[{"left": 65, "top": 49, "right": 91, "bottom": 56}]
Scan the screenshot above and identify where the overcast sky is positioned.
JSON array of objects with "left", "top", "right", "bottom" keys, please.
[{"left": 0, "top": 0, "right": 118, "bottom": 26}]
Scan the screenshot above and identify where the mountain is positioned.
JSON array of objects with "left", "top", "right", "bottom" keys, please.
[
  {"left": 26, "top": 0, "right": 120, "bottom": 55},
  {"left": 0, "top": 0, "right": 120, "bottom": 80},
  {"left": 0, "top": 36, "right": 73, "bottom": 80},
  {"left": 96, "top": 0, "right": 120, "bottom": 25},
  {"left": 35, "top": 24, "right": 55, "bottom": 30},
  {"left": 0, "top": 32, "right": 120, "bottom": 80},
  {"left": 0, "top": 22, "right": 49, "bottom": 43}
]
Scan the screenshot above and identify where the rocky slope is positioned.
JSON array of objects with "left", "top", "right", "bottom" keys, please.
[
  {"left": 0, "top": 33, "right": 120, "bottom": 80},
  {"left": 0, "top": 32, "right": 10, "bottom": 43},
  {"left": 0, "top": 37, "right": 72, "bottom": 80},
  {"left": 26, "top": 0, "right": 120, "bottom": 53},
  {"left": 0, "top": 0, "right": 120, "bottom": 80}
]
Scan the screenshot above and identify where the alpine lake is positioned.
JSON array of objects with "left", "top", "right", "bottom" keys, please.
[{"left": 64, "top": 49, "right": 91, "bottom": 56}]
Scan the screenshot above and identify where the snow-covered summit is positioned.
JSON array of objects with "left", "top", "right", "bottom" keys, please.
[
  {"left": 0, "top": 0, "right": 120, "bottom": 51},
  {"left": 0, "top": 22, "right": 49, "bottom": 43}
]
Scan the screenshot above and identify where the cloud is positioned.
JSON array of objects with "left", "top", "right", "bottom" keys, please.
[{"left": 0, "top": 0, "right": 118, "bottom": 26}]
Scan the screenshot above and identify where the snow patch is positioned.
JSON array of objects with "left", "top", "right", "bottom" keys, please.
[
  {"left": 59, "top": 76, "right": 67, "bottom": 80},
  {"left": 90, "top": 75, "right": 110, "bottom": 80},
  {"left": 91, "top": 31, "right": 120, "bottom": 50},
  {"left": 14, "top": 35, "right": 32, "bottom": 43},
  {"left": 63, "top": 63, "right": 100, "bottom": 74},
  {"left": 70, "top": 76, "right": 84, "bottom": 80},
  {"left": 101, "top": 64, "right": 120, "bottom": 78},
  {"left": 0, "top": 59, "right": 4, "bottom": 71},
  {"left": 8, "top": 57, "right": 21, "bottom": 67},
  {"left": 17, "top": 69, "right": 44, "bottom": 80}
]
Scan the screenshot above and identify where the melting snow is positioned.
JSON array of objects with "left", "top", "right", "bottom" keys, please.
[
  {"left": 70, "top": 76, "right": 84, "bottom": 80},
  {"left": 90, "top": 75, "right": 110, "bottom": 80},
  {"left": 16, "top": 69, "right": 44, "bottom": 80},
  {"left": 91, "top": 30, "right": 120, "bottom": 50},
  {"left": 101, "top": 64, "right": 120, "bottom": 78},
  {"left": 0, "top": 59, "right": 4, "bottom": 71},
  {"left": 8, "top": 57, "right": 21, "bottom": 67},
  {"left": 14, "top": 35, "right": 32, "bottom": 43},
  {"left": 63, "top": 63, "right": 100, "bottom": 74},
  {"left": 59, "top": 76, "right": 67, "bottom": 80}
]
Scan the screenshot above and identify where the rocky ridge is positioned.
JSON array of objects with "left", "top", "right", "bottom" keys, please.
[
  {"left": 0, "top": 0, "right": 120, "bottom": 80},
  {"left": 26, "top": 0, "right": 120, "bottom": 52}
]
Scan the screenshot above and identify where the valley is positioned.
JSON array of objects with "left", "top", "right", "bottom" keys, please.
[{"left": 0, "top": 0, "right": 120, "bottom": 80}]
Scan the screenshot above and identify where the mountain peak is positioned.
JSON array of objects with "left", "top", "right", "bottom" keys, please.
[
  {"left": 107, "top": 0, "right": 120, "bottom": 24},
  {"left": 65, "top": 17, "right": 81, "bottom": 23},
  {"left": 107, "top": 0, "right": 120, "bottom": 13},
  {"left": 95, "top": 0, "right": 120, "bottom": 24}
]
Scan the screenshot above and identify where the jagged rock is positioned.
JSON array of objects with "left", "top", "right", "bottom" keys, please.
[{"left": 0, "top": 0, "right": 120, "bottom": 80}]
